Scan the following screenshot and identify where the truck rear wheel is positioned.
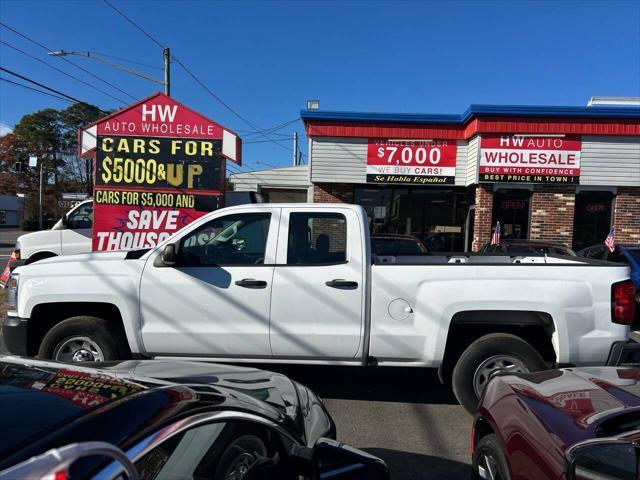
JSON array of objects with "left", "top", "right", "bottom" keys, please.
[
  {"left": 38, "top": 316, "right": 127, "bottom": 362},
  {"left": 452, "top": 333, "right": 546, "bottom": 414}
]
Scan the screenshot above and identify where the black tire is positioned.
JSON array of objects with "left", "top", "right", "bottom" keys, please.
[
  {"left": 452, "top": 333, "right": 546, "bottom": 415},
  {"left": 38, "top": 316, "right": 128, "bottom": 362},
  {"left": 472, "top": 434, "right": 510, "bottom": 480}
]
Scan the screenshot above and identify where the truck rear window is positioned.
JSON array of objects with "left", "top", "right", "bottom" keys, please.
[{"left": 287, "top": 212, "right": 347, "bottom": 265}]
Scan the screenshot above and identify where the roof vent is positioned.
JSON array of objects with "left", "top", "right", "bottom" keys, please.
[{"left": 587, "top": 96, "right": 640, "bottom": 107}]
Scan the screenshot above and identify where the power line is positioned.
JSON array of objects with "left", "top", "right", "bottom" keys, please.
[
  {"left": 0, "top": 39, "right": 124, "bottom": 107},
  {"left": 0, "top": 21, "right": 137, "bottom": 102},
  {"left": 100, "top": 0, "right": 294, "bottom": 152},
  {"left": 1, "top": 66, "right": 85, "bottom": 103},
  {"left": 171, "top": 55, "right": 293, "bottom": 152},
  {"left": 0, "top": 77, "right": 74, "bottom": 104},
  {"left": 242, "top": 118, "right": 301, "bottom": 138},
  {"left": 102, "top": 0, "right": 165, "bottom": 49},
  {"left": 244, "top": 138, "right": 294, "bottom": 145}
]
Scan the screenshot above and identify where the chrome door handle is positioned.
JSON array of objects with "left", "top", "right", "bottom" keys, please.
[
  {"left": 235, "top": 278, "right": 268, "bottom": 289},
  {"left": 325, "top": 279, "right": 358, "bottom": 289}
]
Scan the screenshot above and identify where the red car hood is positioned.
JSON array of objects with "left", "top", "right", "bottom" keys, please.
[{"left": 492, "top": 367, "right": 640, "bottom": 446}]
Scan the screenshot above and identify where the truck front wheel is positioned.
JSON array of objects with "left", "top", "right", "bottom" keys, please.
[
  {"left": 38, "top": 316, "right": 127, "bottom": 362},
  {"left": 452, "top": 333, "right": 546, "bottom": 414}
]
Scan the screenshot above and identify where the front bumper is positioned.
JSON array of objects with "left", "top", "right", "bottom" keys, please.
[
  {"left": 606, "top": 339, "right": 640, "bottom": 366},
  {"left": 2, "top": 316, "right": 29, "bottom": 356}
]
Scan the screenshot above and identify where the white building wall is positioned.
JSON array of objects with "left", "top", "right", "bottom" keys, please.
[
  {"left": 310, "top": 137, "right": 367, "bottom": 183},
  {"left": 310, "top": 136, "right": 472, "bottom": 186},
  {"left": 466, "top": 136, "right": 480, "bottom": 186},
  {"left": 579, "top": 136, "right": 640, "bottom": 186},
  {"left": 455, "top": 140, "right": 468, "bottom": 186},
  {"left": 230, "top": 165, "right": 310, "bottom": 192}
]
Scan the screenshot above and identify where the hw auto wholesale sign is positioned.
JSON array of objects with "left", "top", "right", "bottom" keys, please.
[
  {"left": 480, "top": 135, "right": 581, "bottom": 184},
  {"left": 367, "top": 139, "right": 457, "bottom": 184},
  {"left": 79, "top": 92, "right": 241, "bottom": 251}
]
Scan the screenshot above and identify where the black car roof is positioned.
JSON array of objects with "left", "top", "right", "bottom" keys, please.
[{"left": 0, "top": 357, "right": 303, "bottom": 468}]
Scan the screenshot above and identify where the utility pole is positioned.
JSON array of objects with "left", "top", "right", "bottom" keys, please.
[
  {"left": 293, "top": 132, "right": 298, "bottom": 166},
  {"left": 164, "top": 48, "right": 171, "bottom": 96},
  {"left": 38, "top": 160, "right": 43, "bottom": 231}
]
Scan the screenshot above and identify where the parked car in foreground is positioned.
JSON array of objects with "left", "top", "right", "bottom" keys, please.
[
  {"left": 0, "top": 356, "right": 388, "bottom": 480},
  {"left": 370, "top": 234, "right": 427, "bottom": 255},
  {"left": 4, "top": 203, "right": 636, "bottom": 414},
  {"left": 480, "top": 239, "right": 577, "bottom": 256},
  {"left": 472, "top": 346, "right": 640, "bottom": 480}
]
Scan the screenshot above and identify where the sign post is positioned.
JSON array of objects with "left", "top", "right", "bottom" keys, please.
[{"left": 78, "top": 92, "right": 241, "bottom": 251}]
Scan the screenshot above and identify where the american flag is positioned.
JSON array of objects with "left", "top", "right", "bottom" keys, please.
[
  {"left": 491, "top": 221, "right": 501, "bottom": 245},
  {"left": 605, "top": 226, "right": 615, "bottom": 253}
]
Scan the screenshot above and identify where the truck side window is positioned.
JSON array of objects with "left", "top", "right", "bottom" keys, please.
[
  {"left": 287, "top": 213, "right": 347, "bottom": 265},
  {"left": 66, "top": 203, "right": 93, "bottom": 229},
  {"left": 179, "top": 213, "right": 271, "bottom": 266}
]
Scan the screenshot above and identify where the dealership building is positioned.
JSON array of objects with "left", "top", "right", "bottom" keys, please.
[{"left": 230, "top": 102, "right": 640, "bottom": 252}]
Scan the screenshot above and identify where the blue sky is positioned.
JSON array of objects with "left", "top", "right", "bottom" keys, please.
[{"left": 1, "top": 0, "right": 639, "bottom": 171}]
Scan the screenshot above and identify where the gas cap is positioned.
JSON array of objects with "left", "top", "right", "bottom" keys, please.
[{"left": 388, "top": 298, "right": 413, "bottom": 321}]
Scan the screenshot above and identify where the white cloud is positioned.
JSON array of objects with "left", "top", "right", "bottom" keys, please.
[{"left": 0, "top": 122, "right": 13, "bottom": 137}]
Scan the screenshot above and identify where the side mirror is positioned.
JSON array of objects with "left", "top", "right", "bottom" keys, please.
[
  {"left": 566, "top": 440, "right": 639, "bottom": 480},
  {"left": 162, "top": 243, "right": 177, "bottom": 266},
  {"left": 293, "top": 437, "right": 389, "bottom": 480}
]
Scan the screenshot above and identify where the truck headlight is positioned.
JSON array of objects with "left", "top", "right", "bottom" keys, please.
[
  {"left": 14, "top": 241, "right": 20, "bottom": 261},
  {"left": 6, "top": 273, "right": 19, "bottom": 314}
]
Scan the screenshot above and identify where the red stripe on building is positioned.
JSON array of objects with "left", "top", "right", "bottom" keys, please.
[{"left": 306, "top": 117, "right": 640, "bottom": 139}]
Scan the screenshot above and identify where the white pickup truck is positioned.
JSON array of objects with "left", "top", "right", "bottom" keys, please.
[
  {"left": 14, "top": 199, "right": 93, "bottom": 264},
  {"left": 3, "top": 204, "right": 636, "bottom": 412}
]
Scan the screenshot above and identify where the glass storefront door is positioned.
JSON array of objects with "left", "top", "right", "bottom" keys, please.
[
  {"left": 572, "top": 191, "right": 614, "bottom": 251},
  {"left": 491, "top": 189, "right": 531, "bottom": 240},
  {"left": 353, "top": 186, "right": 470, "bottom": 252}
]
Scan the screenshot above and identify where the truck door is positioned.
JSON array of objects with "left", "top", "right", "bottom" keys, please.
[
  {"left": 269, "top": 207, "right": 366, "bottom": 359},
  {"left": 60, "top": 201, "right": 93, "bottom": 255},
  {"left": 139, "top": 208, "right": 280, "bottom": 357}
]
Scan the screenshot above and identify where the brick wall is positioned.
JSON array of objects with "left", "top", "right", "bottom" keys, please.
[
  {"left": 313, "top": 183, "right": 354, "bottom": 203},
  {"left": 472, "top": 185, "right": 493, "bottom": 251},
  {"left": 529, "top": 186, "right": 575, "bottom": 247},
  {"left": 614, "top": 187, "right": 640, "bottom": 244}
]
